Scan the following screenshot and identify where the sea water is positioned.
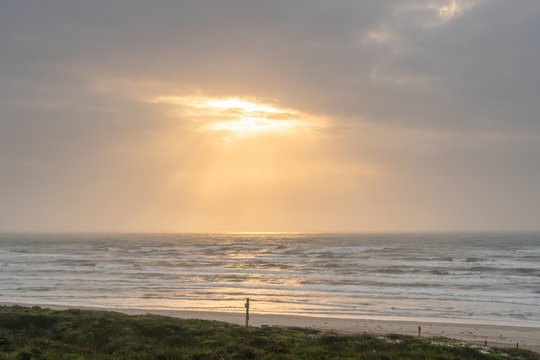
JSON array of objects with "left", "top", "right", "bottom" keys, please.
[{"left": 1, "top": 232, "right": 539, "bottom": 326}]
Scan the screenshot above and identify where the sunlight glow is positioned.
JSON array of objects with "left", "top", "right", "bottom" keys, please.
[
  {"left": 149, "top": 95, "right": 314, "bottom": 135},
  {"left": 207, "top": 116, "right": 301, "bottom": 133},
  {"left": 435, "top": 0, "right": 481, "bottom": 21}
]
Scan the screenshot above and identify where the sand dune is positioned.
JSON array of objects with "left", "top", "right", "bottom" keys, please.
[{"left": 2, "top": 302, "right": 538, "bottom": 353}]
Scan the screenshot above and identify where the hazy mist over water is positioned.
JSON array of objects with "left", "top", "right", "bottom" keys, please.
[
  {"left": 2, "top": 2, "right": 540, "bottom": 233},
  {"left": 1, "top": 232, "right": 539, "bottom": 326}
]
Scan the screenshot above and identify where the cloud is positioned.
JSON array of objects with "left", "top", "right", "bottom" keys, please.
[
  {"left": 1, "top": 0, "right": 539, "bottom": 231},
  {"left": 2, "top": 1, "right": 539, "bottom": 131}
]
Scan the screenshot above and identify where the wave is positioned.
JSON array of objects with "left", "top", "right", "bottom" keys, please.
[
  {"left": 430, "top": 269, "right": 450, "bottom": 275},
  {"left": 1, "top": 232, "right": 539, "bottom": 324}
]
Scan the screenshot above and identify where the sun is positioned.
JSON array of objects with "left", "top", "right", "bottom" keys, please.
[{"left": 148, "top": 95, "right": 316, "bottom": 135}]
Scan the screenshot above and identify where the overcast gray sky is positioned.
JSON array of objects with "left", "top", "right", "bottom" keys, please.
[{"left": 1, "top": 0, "right": 539, "bottom": 232}]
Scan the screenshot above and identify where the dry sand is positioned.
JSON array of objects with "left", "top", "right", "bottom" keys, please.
[{"left": 2, "top": 302, "right": 539, "bottom": 353}]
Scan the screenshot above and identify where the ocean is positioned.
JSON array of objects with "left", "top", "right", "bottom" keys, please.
[{"left": 1, "top": 232, "right": 539, "bottom": 326}]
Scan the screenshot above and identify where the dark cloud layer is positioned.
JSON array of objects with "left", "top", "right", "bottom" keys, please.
[{"left": 1, "top": 1, "right": 539, "bottom": 231}]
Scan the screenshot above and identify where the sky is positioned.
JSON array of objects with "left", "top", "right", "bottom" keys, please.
[{"left": 1, "top": 0, "right": 540, "bottom": 232}]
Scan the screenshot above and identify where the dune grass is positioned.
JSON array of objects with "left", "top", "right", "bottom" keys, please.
[{"left": 0, "top": 305, "right": 537, "bottom": 360}]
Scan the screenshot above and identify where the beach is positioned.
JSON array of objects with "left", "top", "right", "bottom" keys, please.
[
  {"left": 121, "top": 309, "right": 540, "bottom": 352},
  {"left": 2, "top": 233, "right": 539, "bottom": 327},
  {"left": 2, "top": 233, "right": 539, "bottom": 353},
  {"left": 2, "top": 302, "right": 539, "bottom": 353}
]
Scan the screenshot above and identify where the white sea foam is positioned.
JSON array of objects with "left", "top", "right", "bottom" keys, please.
[{"left": 0, "top": 232, "right": 539, "bottom": 325}]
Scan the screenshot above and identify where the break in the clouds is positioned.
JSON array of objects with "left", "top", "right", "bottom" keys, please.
[{"left": 1, "top": 1, "right": 539, "bottom": 232}]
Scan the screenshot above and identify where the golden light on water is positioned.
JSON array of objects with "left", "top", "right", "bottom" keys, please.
[{"left": 149, "top": 95, "right": 316, "bottom": 135}]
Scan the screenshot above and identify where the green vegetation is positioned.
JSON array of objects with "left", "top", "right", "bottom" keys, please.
[{"left": 0, "top": 306, "right": 537, "bottom": 360}]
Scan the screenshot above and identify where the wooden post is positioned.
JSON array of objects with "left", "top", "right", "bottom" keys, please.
[
  {"left": 418, "top": 326, "right": 421, "bottom": 338},
  {"left": 245, "top": 298, "right": 250, "bottom": 327},
  {"left": 516, "top": 342, "right": 519, "bottom": 349},
  {"left": 484, "top": 340, "right": 487, "bottom": 346}
]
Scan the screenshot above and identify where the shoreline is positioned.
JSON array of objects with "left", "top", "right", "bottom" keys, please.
[{"left": 2, "top": 302, "right": 539, "bottom": 352}]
